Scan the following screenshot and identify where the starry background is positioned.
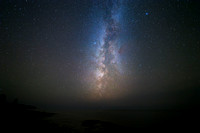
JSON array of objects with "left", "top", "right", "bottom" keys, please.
[{"left": 0, "top": 0, "right": 200, "bottom": 110}]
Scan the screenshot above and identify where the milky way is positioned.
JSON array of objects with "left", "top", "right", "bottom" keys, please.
[
  {"left": 1, "top": 0, "right": 199, "bottom": 109},
  {"left": 91, "top": 0, "right": 125, "bottom": 98}
]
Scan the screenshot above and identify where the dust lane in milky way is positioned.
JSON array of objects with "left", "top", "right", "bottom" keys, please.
[{"left": 91, "top": 0, "right": 125, "bottom": 99}]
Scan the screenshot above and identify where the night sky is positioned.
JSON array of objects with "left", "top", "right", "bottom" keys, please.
[{"left": 0, "top": 0, "right": 200, "bottom": 110}]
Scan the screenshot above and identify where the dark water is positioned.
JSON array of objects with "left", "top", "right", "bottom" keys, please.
[
  {"left": 0, "top": 94, "right": 199, "bottom": 132},
  {"left": 47, "top": 109, "right": 199, "bottom": 132}
]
